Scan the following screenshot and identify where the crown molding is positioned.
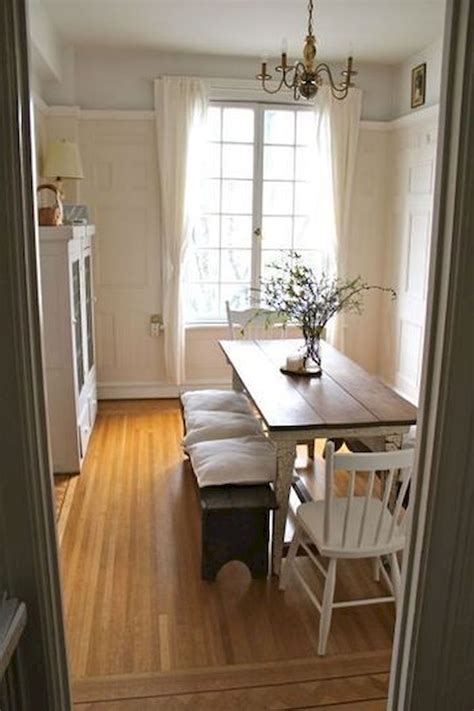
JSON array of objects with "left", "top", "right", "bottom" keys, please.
[{"left": 31, "top": 89, "right": 439, "bottom": 130}]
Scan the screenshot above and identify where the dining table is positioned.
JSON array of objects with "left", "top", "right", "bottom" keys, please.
[{"left": 219, "top": 338, "right": 418, "bottom": 576}]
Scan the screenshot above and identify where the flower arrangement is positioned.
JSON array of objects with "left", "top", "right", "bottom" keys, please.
[{"left": 261, "top": 252, "right": 396, "bottom": 375}]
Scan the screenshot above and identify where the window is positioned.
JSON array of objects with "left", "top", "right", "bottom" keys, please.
[{"left": 185, "top": 103, "right": 323, "bottom": 322}]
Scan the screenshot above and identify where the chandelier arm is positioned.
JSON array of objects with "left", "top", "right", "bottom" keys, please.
[
  {"left": 332, "top": 90, "right": 350, "bottom": 101},
  {"left": 282, "top": 66, "right": 299, "bottom": 90},
  {"left": 315, "top": 63, "right": 351, "bottom": 93},
  {"left": 260, "top": 75, "right": 288, "bottom": 95}
]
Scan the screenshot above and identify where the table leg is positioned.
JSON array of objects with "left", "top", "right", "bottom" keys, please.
[
  {"left": 272, "top": 441, "right": 297, "bottom": 576},
  {"left": 232, "top": 369, "right": 244, "bottom": 392},
  {"left": 384, "top": 433, "right": 403, "bottom": 453}
]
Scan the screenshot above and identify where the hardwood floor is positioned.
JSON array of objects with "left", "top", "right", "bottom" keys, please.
[
  {"left": 58, "top": 399, "right": 393, "bottom": 707},
  {"left": 55, "top": 474, "right": 72, "bottom": 518}
]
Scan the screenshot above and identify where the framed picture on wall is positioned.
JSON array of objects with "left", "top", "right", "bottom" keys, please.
[{"left": 411, "top": 63, "right": 426, "bottom": 108}]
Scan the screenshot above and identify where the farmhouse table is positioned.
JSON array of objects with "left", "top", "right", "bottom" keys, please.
[{"left": 219, "top": 338, "right": 417, "bottom": 576}]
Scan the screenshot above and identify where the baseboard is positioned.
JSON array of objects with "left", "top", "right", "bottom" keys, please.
[{"left": 97, "top": 378, "right": 232, "bottom": 400}]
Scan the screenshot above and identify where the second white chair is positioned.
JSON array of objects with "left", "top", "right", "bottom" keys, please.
[
  {"left": 279, "top": 442, "right": 415, "bottom": 655},
  {"left": 225, "top": 301, "right": 315, "bottom": 460}
]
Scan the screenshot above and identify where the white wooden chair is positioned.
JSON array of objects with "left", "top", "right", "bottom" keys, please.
[
  {"left": 225, "top": 302, "right": 287, "bottom": 340},
  {"left": 225, "top": 301, "right": 315, "bottom": 460},
  {"left": 279, "top": 442, "right": 415, "bottom": 655}
]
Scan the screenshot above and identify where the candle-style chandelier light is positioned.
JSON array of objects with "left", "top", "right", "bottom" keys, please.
[{"left": 256, "top": 0, "right": 357, "bottom": 101}]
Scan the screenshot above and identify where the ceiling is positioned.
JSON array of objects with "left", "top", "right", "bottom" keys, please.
[{"left": 42, "top": 0, "right": 445, "bottom": 64}]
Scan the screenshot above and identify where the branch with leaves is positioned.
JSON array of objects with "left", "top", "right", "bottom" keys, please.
[{"left": 260, "top": 252, "right": 396, "bottom": 367}]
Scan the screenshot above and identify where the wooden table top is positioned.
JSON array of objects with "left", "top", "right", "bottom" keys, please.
[{"left": 219, "top": 339, "right": 417, "bottom": 433}]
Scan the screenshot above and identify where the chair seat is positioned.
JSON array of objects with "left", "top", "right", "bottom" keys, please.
[
  {"left": 187, "top": 435, "right": 276, "bottom": 488},
  {"left": 182, "top": 410, "right": 263, "bottom": 447},
  {"left": 297, "top": 498, "right": 405, "bottom": 558},
  {"left": 180, "top": 389, "right": 253, "bottom": 416}
]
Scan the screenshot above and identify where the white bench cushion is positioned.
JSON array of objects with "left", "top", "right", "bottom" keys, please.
[
  {"left": 181, "top": 389, "right": 253, "bottom": 415},
  {"left": 183, "top": 410, "right": 262, "bottom": 447},
  {"left": 187, "top": 435, "right": 276, "bottom": 488}
]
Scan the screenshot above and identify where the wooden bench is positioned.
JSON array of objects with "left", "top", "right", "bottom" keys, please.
[
  {"left": 179, "top": 395, "right": 277, "bottom": 580},
  {"left": 200, "top": 484, "right": 277, "bottom": 581}
]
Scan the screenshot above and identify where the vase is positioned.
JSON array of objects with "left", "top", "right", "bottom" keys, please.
[
  {"left": 301, "top": 335, "right": 322, "bottom": 376},
  {"left": 282, "top": 336, "right": 322, "bottom": 378}
]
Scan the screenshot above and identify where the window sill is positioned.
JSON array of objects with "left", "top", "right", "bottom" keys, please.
[{"left": 185, "top": 322, "right": 228, "bottom": 330}]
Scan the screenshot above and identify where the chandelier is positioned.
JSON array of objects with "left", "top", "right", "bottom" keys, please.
[{"left": 256, "top": 0, "right": 357, "bottom": 101}]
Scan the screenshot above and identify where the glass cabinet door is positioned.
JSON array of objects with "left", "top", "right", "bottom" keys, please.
[
  {"left": 72, "top": 258, "right": 84, "bottom": 393},
  {"left": 84, "top": 253, "right": 94, "bottom": 373}
]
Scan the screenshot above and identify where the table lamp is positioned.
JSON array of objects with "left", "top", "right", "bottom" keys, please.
[{"left": 39, "top": 139, "right": 84, "bottom": 226}]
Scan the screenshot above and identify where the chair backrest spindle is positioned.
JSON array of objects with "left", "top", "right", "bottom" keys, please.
[
  {"left": 342, "top": 470, "right": 355, "bottom": 547},
  {"left": 374, "top": 468, "right": 395, "bottom": 545},
  {"left": 388, "top": 467, "right": 412, "bottom": 541},
  {"left": 226, "top": 301, "right": 287, "bottom": 341},
  {"left": 357, "top": 469, "right": 376, "bottom": 546},
  {"left": 323, "top": 441, "right": 335, "bottom": 545}
]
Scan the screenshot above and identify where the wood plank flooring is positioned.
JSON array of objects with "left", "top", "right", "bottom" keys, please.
[
  {"left": 58, "top": 399, "right": 393, "bottom": 708},
  {"left": 73, "top": 650, "right": 390, "bottom": 708},
  {"left": 55, "top": 474, "right": 72, "bottom": 518}
]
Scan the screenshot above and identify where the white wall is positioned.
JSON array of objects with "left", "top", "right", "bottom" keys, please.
[
  {"left": 344, "top": 127, "right": 390, "bottom": 374},
  {"left": 34, "top": 107, "right": 398, "bottom": 395},
  {"left": 41, "top": 47, "right": 396, "bottom": 121},
  {"left": 32, "top": 41, "right": 442, "bottom": 398},
  {"left": 28, "top": 0, "right": 63, "bottom": 83},
  {"left": 392, "top": 39, "right": 443, "bottom": 118}
]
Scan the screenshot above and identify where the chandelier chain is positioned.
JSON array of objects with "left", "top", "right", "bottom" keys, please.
[{"left": 307, "top": 0, "right": 314, "bottom": 36}]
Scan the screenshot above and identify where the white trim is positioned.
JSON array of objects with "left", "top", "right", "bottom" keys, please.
[
  {"left": 80, "top": 109, "right": 155, "bottom": 121},
  {"left": 359, "top": 120, "right": 392, "bottom": 131},
  {"left": 97, "top": 378, "right": 231, "bottom": 400},
  {"left": 47, "top": 104, "right": 81, "bottom": 118},
  {"left": 389, "top": 104, "right": 440, "bottom": 130},
  {"left": 34, "top": 91, "right": 439, "bottom": 130}
]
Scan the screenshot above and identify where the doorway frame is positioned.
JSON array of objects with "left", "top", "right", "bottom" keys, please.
[
  {"left": 389, "top": 0, "right": 474, "bottom": 707},
  {"left": 0, "top": 0, "right": 71, "bottom": 708},
  {"left": 1, "top": 0, "right": 473, "bottom": 709}
]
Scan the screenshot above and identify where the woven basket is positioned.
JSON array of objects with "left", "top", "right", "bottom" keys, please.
[{"left": 37, "top": 183, "right": 62, "bottom": 226}]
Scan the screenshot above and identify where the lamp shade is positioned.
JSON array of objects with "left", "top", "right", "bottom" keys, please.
[{"left": 42, "top": 139, "right": 84, "bottom": 180}]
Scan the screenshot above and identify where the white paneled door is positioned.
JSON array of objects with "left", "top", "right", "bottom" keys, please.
[{"left": 383, "top": 115, "right": 438, "bottom": 403}]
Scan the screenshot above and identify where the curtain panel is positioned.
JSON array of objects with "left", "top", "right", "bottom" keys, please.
[
  {"left": 313, "top": 87, "right": 362, "bottom": 350},
  {"left": 154, "top": 77, "right": 208, "bottom": 384}
]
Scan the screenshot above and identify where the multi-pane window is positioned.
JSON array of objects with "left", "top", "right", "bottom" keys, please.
[
  {"left": 186, "top": 103, "right": 323, "bottom": 322},
  {"left": 261, "top": 109, "right": 323, "bottom": 280}
]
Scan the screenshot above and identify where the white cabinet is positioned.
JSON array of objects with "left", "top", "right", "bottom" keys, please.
[{"left": 39, "top": 225, "right": 97, "bottom": 473}]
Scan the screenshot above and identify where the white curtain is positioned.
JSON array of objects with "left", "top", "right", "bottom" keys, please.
[
  {"left": 154, "top": 77, "right": 208, "bottom": 384},
  {"left": 313, "top": 86, "right": 362, "bottom": 350}
]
